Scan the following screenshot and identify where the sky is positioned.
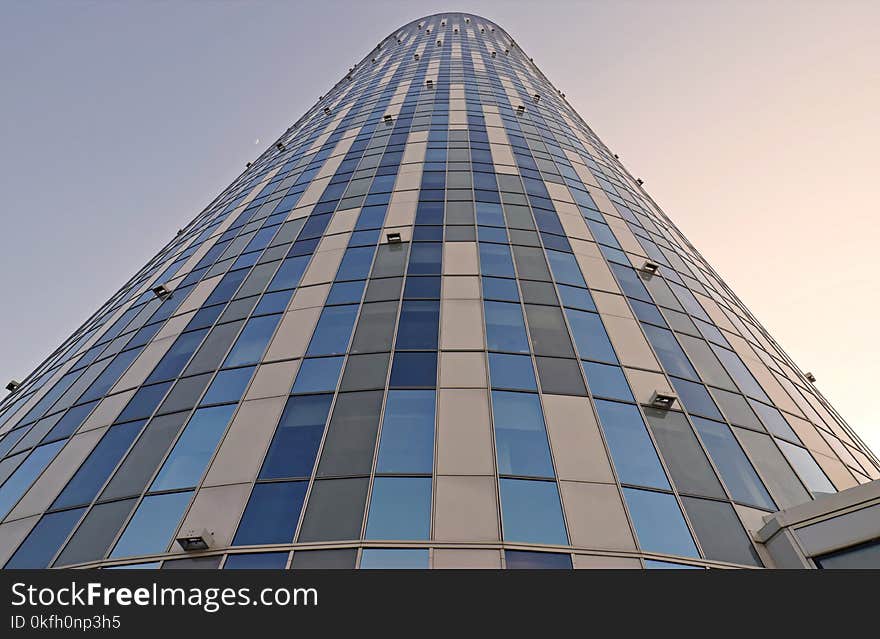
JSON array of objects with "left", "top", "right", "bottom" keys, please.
[{"left": 0, "top": 1, "right": 877, "bottom": 453}]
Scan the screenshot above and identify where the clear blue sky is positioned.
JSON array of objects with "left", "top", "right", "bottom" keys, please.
[{"left": 1, "top": 1, "right": 878, "bottom": 452}]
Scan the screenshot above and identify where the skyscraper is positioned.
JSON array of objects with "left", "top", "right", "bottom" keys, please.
[{"left": 1, "top": 12, "right": 877, "bottom": 570}]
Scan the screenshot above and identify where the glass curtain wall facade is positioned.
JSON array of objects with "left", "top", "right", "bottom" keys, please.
[{"left": 0, "top": 13, "right": 877, "bottom": 570}]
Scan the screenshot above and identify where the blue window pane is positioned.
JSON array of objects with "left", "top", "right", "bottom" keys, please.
[
  {"left": 223, "top": 552, "right": 289, "bottom": 570},
  {"left": 505, "top": 550, "right": 572, "bottom": 569},
  {"left": 595, "top": 400, "right": 669, "bottom": 489},
  {"left": 5, "top": 508, "right": 86, "bottom": 568},
  {"left": 748, "top": 400, "right": 799, "bottom": 441},
  {"left": 582, "top": 362, "right": 633, "bottom": 401},
  {"left": 395, "top": 301, "right": 439, "bottom": 349},
  {"left": 105, "top": 561, "right": 160, "bottom": 569},
  {"left": 260, "top": 394, "right": 333, "bottom": 479},
  {"left": 710, "top": 345, "right": 770, "bottom": 402},
  {"left": 185, "top": 304, "right": 224, "bottom": 331},
  {"left": 146, "top": 329, "right": 208, "bottom": 382},
  {"left": 499, "top": 479, "right": 568, "bottom": 545},
  {"left": 623, "top": 487, "right": 699, "bottom": 558},
  {"left": 366, "top": 477, "right": 432, "bottom": 540},
  {"left": 52, "top": 420, "right": 146, "bottom": 509},
  {"left": 477, "top": 225, "right": 508, "bottom": 243},
  {"left": 78, "top": 349, "right": 142, "bottom": 403},
  {"left": 479, "top": 243, "right": 515, "bottom": 277},
  {"left": 376, "top": 390, "right": 435, "bottom": 473},
  {"left": 326, "top": 280, "right": 365, "bottom": 305},
  {"left": 44, "top": 401, "right": 99, "bottom": 442},
  {"left": 645, "top": 560, "right": 703, "bottom": 569},
  {"left": 306, "top": 305, "right": 358, "bottom": 356},
  {"left": 546, "top": 250, "right": 586, "bottom": 287},
  {"left": 254, "top": 289, "right": 294, "bottom": 315},
  {"left": 482, "top": 276, "right": 519, "bottom": 302},
  {"left": 200, "top": 366, "right": 255, "bottom": 405},
  {"left": 150, "top": 405, "right": 236, "bottom": 491},
  {"left": 223, "top": 314, "right": 282, "bottom": 367},
  {"left": 205, "top": 269, "right": 247, "bottom": 305},
  {"left": 669, "top": 377, "right": 723, "bottom": 420},
  {"left": 493, "top": 391, "right": 554, "bottom": 477},
  {"left": 489, "top": 353, "right": 537, "bottom": 391},
  {"left": 476, "top": 201, "right": 505, "bottom": 226},
  {"left": 233, "top": 481, "right": 307, "bottom": 546},
  {"left": 565, "top": 309, "right": 617, "bottom": 363},
  {"left": 403, "top": 276, "right": 441, "bottom": 299},
  {"left": 630, "top": 299, "right": 667, "bottom": 326},
  {"left": 117, "top": 382, "right": 173, "bottom": 424},
  {"left": 778, "top": 441, "right": 836, "bottom": 495},
  {"left": 360, "top": 549, "right": 429, "bottom": 569},
  {"left": 610, "top": 263, "right": 652, "bottom": 303},
  {"left": 484, "top": 301, "right": 529, "bottom": 353},
  {"left": 336, "top": 246, "right": 376, "bottom": 280},
  {"left": 0, "top": 441, "right": 64, "bottom": 519},
  {"left": 557, "top": 284, "right": 595, "bottom": 311},
  {"left": 224, "top": 552, "right": 289, "bottom": 569},
  {"left": 291, "top": 357, "right": 344, "bottom": 394},
  {"left": 407, "top": 242, "right": 442, "bottom": 275},
  {"left": 110, "top": 491, "right": 193, "bottom": 558},
  {"left": 389, "top": 352, "right": 437, "bottom": 388},
  {"left": 642, "top": 324, "right": 698, "bottom": 380},
  {"left": 267, "top": 256, "right": 310, "bottom": 292},
  {"left": 692, "top": 418, "right": 776, "bottom": 510}
]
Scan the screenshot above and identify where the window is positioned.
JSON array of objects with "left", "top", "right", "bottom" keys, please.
[
  {"left": 622, "top": 487, "right": 699, "bottom": 558},
  {"left": 734, "top": 427, "right": 810, "bottom": 509},
  {"left": 505, "top": 550, "right": 571, "bottom": 569},
  {"left": 403, "top": 276, "right": 441, "bottom": 299},
  {"left": 376, "top": 390, "right": 435, "bottom": 473},
  {"left": 335, "top": 246, "right": 375, "bottom": 280},
  {"left": 565, "top": 309, "right": 617, "bottom": 363},
  {"left": 395, "top": 301, "right": 440, "bottom": 349},
  {"left": 290, "top": 548, "right": 357, "bottom": 568},
  {"left": 5, "top": 508, "right": 86, "bottom": 568},
  {"left": 669, "top": 377, "right": 723, "bottom": 420},
  {"left": 350, "top": 301, "right": 397, "bottom": 353},
  {"left": 482, "top": 277, "right": 519, "bottom": 302},
  {"left": 52, "top": 420, "right": 146, "bottom": 509},
  {"left": 546, "top": 250, "right": 586, "bottom": 287},
  {"left": 100, "top": 412, "right": 189, "bottom": 501},
  {"left": 389, "top": 351, "right": 437, "bottom": 388},
  {"left": 493, "top": 391, "right": 554, "bottom": 477},
  {"left": 0, "top": 441, "right": 65, "bottom": 519},
  {"left": 407, "top": 242, "right": 442, "bottom": 275},
  {"left": 524, "top": 305, "right": 574, "bottom": 358},
  {"left": 260, "top": 394, "right": 333, "bottom": 479},
  {"left": 366, "top": 477, "right": 432, "bottom": 540},
  {"left": 150, "top": 405, "right": 236, "bottom": 491},
  {"left": 326, "top": 280, "right": 365, "bottom": 305},
  {"left": 306, "top": 305, "right": 359, "bottom": 356},
  {"left": 360, "top": 549, "right": 429, "bottom": 569},
  {"left": 297, "top": 477, "right": 369, "bottom": 542},
  {"left": 499, "top": 478, "right": 568, "bottom": 545},
  {"left": 233, "top": 481, "right": 308, "bottom": 545},
  {"left": 582, "top": 362, "right": 633, "bottom": 401},
  {"left": 317, "top": 391, "right": 383, "bottom": 476},
  {"left": 110, "top": 491, "right": 193, "bottom": 558},
  {"left": 200, "top": 366, "right": 254, "bottom": 405},
  {"left": 644, "top": 409, "right": 725, "bottom": 499},
  {"left": 641, "top": 324, "right": 698, "bottom": 380},
  {"left": 484, "top": 301, "right": 529, "bottom": 353},
  {"left": 223, "top": 314, "right": 282, "bottom": 367},
  {"left": 145, "top": 329, "right": 208, "bottom": 382},
  {"left": 536, "top": 357, "right": 587, "bottom": 396},
  {"left": 291, "top": 357, "right": 344, "bottom": 394},
  {"left": 710, "top": 345, "right": 770, "bottom": 402},
  {"left": 489, "top": 353, "right": 537, "bottom": 391},
  {"left": 692, "top": 418, "right": 776, "bottom": 510},
  {"left": 644, "top": 560, "right": 702, "bottom": 569},
  {"left": 749, "top": 400, "right": 799, "bottom": 441},
  {"left": 115, "top": 382, "right": 172, "bottom": 423},
  {"left": 557, "top": 284, "right": 595, "bottom": 311},
  {"left": 54, "top": 499, "right": 137, "bottom": 566},
  {"left": 815, "top": 540, "right": 880, "bottom": 569},
  {"left": 479, "top": 243, "right": 515, "bottom": 277},
  {"left": 340, "top": 353, "right": 390, "bottom": 391},
  {"left": 266, "top": 256, "right": 309, "bottom": 292},
  {"left": 681, "top": 496, "right": 762, "bottom": 566},
  {"left": 777, "top": 440, "right": 836, "bottom": 495},
  {"left": 224, "top": 552, "right": 289, "bottom": 569},
  {"left": 595, "top": 400, "right": 669, "bottom": 489}
]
